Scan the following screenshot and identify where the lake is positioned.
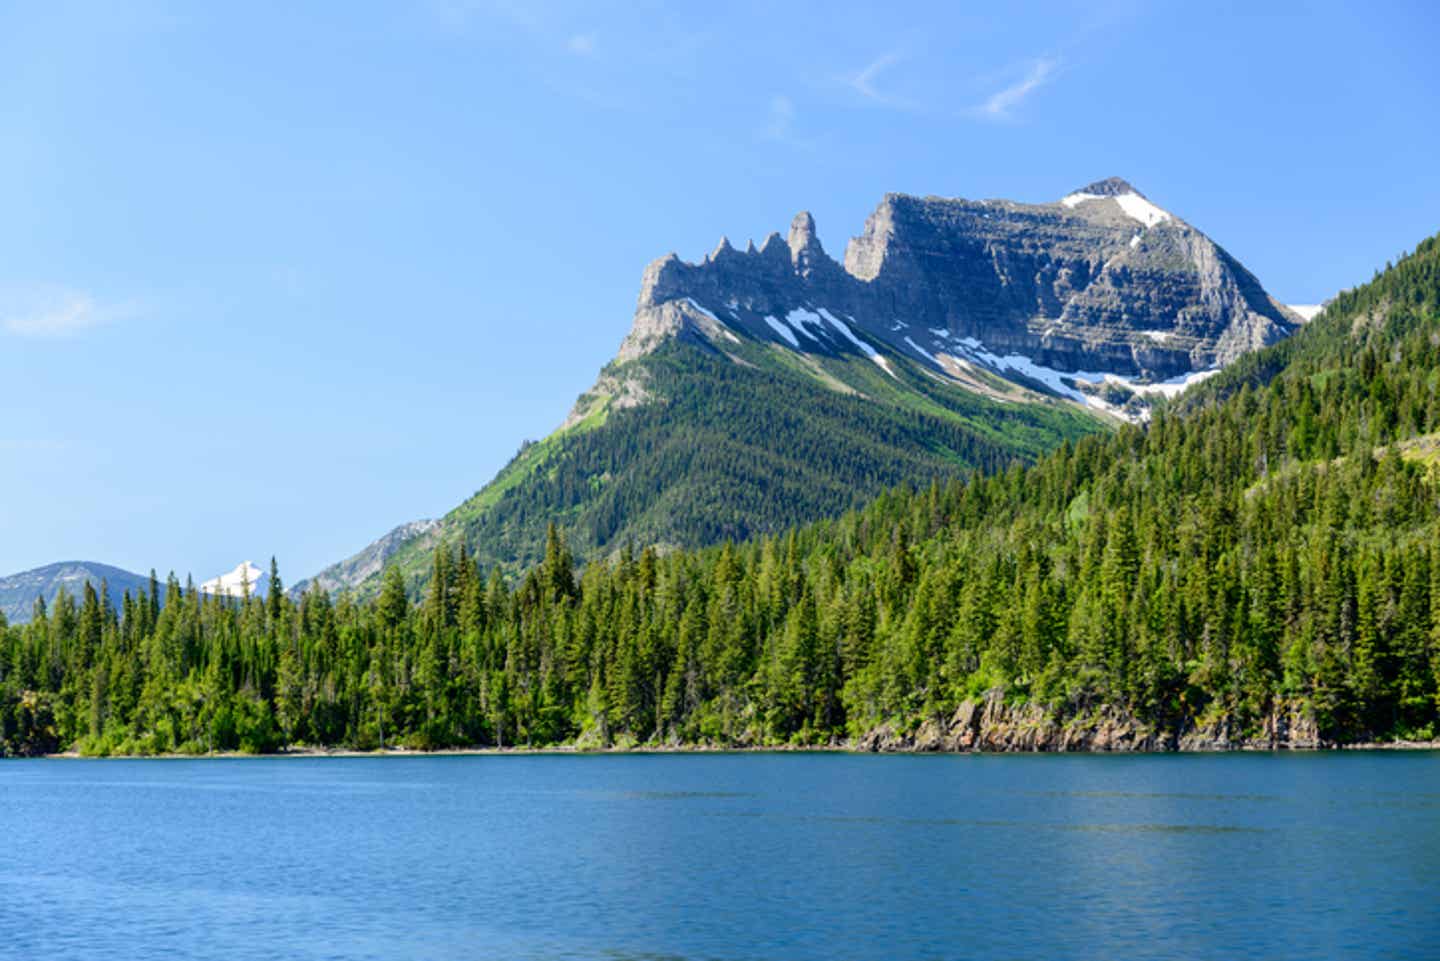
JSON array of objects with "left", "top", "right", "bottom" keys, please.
[{"left": 1, "top": 752, "right": 1437, "bottom": 959}]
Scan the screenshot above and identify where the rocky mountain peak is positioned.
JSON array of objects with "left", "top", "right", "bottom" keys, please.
[
  {"left": 622, "top": 180, "right": 1297, "bottom": 396},
  {"left": 1072, "top": 176, "right": 1140, "bottom": 197},
  {"left": 787, "top": 210, "right": 818, "bottom": 252},
  {"left": 636, "top": 252, "right": 683, "bottom": 308},
  {"left": 787, "top": 210, "right": 832, "bottom": 278},
  {"left": 758, "top": 230, "right": 791, "bottom": 266}
]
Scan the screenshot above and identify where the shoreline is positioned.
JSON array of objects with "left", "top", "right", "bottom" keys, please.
[{"left": 39, "top": 739, "right": 1440, "bottom": 760}]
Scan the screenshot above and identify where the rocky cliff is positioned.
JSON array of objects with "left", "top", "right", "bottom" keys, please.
[
  {"left": 627, "top": 177, "right": 1298, "bottom": 393},
  {"left": 855, "top": 688, "right": 1325, "bottom": 752}
]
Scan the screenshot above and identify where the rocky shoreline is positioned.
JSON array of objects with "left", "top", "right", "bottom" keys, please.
[{"left": 854, "top": 689, "right": 1398, "bottom": 753}]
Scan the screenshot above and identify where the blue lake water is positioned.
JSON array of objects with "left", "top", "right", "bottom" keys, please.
[{"left": 1, "top": 752, "right": 1438, "bottom": 960}]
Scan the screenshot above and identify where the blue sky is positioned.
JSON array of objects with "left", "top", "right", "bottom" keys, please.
[{"left": 2, "top": 0, "right": 1437, "bottom": 584}]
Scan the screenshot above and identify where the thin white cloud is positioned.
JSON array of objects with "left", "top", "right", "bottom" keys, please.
[
  {"left": 978, "top": 58, "right": 1058, "bottom": 120},
  {"left": 764, "top": 95, "right": 796, "bottom": 141},
  {"left": 844, "top": 52, "right": 918, "bottom": 110},
  {"left": 2, "top": 289, "right": 127, "bottom": 338},
  {"left": 566, "top": 33, "right": 595, "bottom": 55}
]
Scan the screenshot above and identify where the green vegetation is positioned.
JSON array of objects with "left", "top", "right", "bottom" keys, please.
[
  {"left": 4, "top": 235, "right": 1440, "bottom": 756},
  {"left": 374, "top": 331, "right": 1099, "bottom": 590}
]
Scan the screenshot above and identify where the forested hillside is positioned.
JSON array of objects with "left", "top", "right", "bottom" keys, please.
[
  {"left": 4, "top": 235, "right": 1439, "bottom": 756},
  {"left": 335, "top": 318, "right": 1098, "bottom": 595}
]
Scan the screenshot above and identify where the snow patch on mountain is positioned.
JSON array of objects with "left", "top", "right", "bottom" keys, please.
[
  {"left": 785, "top": 308, "right": 827, "bottom": 340},
  {"left": 1113, "top": 192, "right": 1171, "bottom": 228},
  {"left": 904, "top": 336, "right": 940, "bottom": 365},
  {"left": 764, "top": 315, "right": 799, "bottom": 348},
  {"left": 919, "top": 327, "right": 1215, "bottom": 422},
  {"left": 817, "top": 308, "right": 877, "bottom": 358},
  {"left": 1061, "top": 190, "right": 1170, "bottom": 228},
  {"left": 1287, "top": 304, "right": 1324, "bottom": 322},
  {"left": 685, "top": 298, "right": 719, "bottom": 322},
  {"left": 1060, "top": 192, "right": 1102, "bottom": 208}
]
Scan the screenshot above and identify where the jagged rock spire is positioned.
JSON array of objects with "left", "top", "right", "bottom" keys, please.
[
  {"left": 758, "top": 231, "right": 789, "bottom": 265},
  {"left": 787, "top": 211, "right": 827, "bottom": 277}
]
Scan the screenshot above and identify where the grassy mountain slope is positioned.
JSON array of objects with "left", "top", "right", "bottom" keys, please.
[{"left": 370, "top": 326, "right": 1100, "bottom": 593}]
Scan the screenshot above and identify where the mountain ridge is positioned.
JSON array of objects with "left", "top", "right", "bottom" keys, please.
[
  {"left": 304, "top": 178, "right": 1300, "bottom": 597},
  {"left": 0, "top": 561, "right": 150, "bottom": 625}
]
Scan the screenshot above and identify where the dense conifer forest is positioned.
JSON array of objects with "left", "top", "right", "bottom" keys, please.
[{"left": 4, "top": 236, "right": 1440, "bottom": 756}]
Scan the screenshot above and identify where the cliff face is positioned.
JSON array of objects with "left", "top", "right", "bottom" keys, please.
[
  {"left": 626, "top": 178, "right": 1297, "bottom": 386},
  {"left": 855, "top": 689, "right": 1326, "bottom": 753}
]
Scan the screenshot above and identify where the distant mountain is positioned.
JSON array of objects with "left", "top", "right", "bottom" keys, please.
[
  {"left": 290, "top": 520, "right": 438, "bottom": 597},
  {"left": 305, "top": 177, "right": 1299, "bottom": 596},
  {"left": 199, "top": 561, "right": 271, "bottom": 599},
  {"left": 0, "top": 561, "right": 150, "bottom": 624}
]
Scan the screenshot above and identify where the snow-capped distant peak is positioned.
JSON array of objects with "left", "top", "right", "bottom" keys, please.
[
  {"left": 1287, "top": 304, "right": 1324, "bottom": 323},
  {"left": 201, "top": 561, "right": 268, "bottom": 598}
]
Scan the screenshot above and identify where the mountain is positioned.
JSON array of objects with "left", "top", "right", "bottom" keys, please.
[
  {"left": 290, "top": 520, "right": 438, "bottom": 597},
  {"left": 199, "top": 561, "right": 271, "bottom": 599},
  {"left": 0, "top": 561, "right": 149, "bottom": 625},
  {"left": 307, "top": 178, "right": 1298, "bottom": 596},
  {"left": 642, "top": 177, "right": 1298, "bottom": 384},
  {"left": 13, "top": 231, "right": 1433, "bottom": 757}
]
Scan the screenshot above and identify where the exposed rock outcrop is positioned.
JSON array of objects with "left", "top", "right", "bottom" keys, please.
[
  {"left": 854, "top": 689, "right": 1327, "bottom": 753},
  {"left": 625, "top": 178, "right": 1297, "bottom": 384}
]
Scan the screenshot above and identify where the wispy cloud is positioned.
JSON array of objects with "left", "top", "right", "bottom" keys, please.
[
  {"left": 844, "top": 52, "right": 916, "bottom": 109},
  {"left": 566, "top": 32, "right": 595, "bottom": 55},
  {"left": 2, "top": 288, "right": 129, "bottom": 338},
  {"left": 764, "top": 95, "right": 796, "bottom": 141},
  {"left": 977, "top": 57, "right": 1058, "bottom": 120},
  {"left": 759, "top": 94, "right": 816, "bottom": 150}
]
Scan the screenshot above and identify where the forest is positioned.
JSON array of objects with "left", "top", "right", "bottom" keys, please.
[{"left": 3, "top": 235, "right": 1439, "bottom": 756}]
